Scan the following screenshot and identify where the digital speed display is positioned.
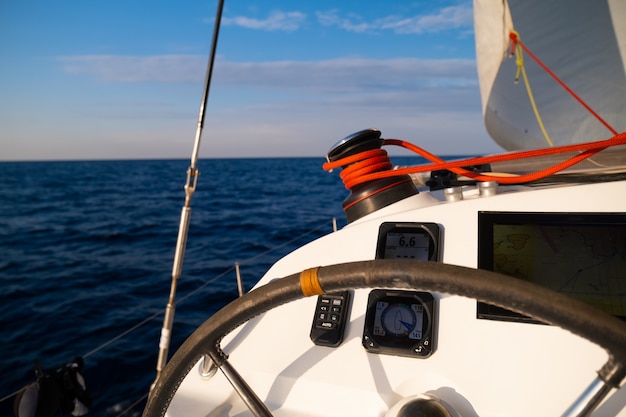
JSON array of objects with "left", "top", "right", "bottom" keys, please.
[
  {"left": 363, "top": 290, "right": 435, "bottom": 358},
  {"left": 375, "top": 222, "right": 441, "bottom": 261},
  {"left": 383, "top": 232, "right": 431, "bottom": 259}
]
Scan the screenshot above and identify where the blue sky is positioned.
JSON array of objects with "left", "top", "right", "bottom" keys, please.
[{"left": 0, "top": 0, "right": 502, "bottom": 161}]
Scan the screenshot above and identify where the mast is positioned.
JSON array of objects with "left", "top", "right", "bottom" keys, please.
[{"left": 153, "top": 0, "right": 225, "bottom": 386}]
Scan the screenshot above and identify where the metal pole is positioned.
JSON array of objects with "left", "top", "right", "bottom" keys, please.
[
  {"left": 235, "top": 262, "right": 244, "bottom": 297},
  {"left": 560, "top": 377, "right": 614, "bottom": 417},
  {"left": 152, "top": 0, "right": 225, "bottom": 387}
]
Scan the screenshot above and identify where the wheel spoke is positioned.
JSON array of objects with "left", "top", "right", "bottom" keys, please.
[{"left": 218, "top": 356, "right": 274, "bottom": 417}]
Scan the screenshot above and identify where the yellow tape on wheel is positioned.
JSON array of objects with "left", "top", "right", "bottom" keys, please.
[{"left": 300, "top": 267, "right": 323, "bottom": 296}]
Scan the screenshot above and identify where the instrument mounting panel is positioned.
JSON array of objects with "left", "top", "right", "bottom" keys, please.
[{"left": 364, "top": 222, "right": 441, "bottom": 357}]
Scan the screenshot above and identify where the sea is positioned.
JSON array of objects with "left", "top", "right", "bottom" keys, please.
[{"left": 0, "top": 156, "right": 432, "bottom": 417}]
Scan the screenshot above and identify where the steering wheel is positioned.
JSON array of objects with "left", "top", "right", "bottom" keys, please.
[{"left": 143, "top": 260, "right": 626, "bottom": 417}]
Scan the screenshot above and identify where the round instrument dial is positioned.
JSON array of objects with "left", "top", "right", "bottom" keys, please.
[{"left": 380, "top": 303, "right": 417, "bottom": 337}]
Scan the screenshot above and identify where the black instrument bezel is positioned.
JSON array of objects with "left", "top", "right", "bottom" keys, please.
[
  {"left": 362, "top": 289, "right": 435, "bottom": 358},
  {"left": 478, "top": 211, "right": 626, "bottom": 323},
  {"left": 375, "top": 222, "right": 441, "bottom": 261}
]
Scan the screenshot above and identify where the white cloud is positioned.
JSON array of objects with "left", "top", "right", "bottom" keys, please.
[
  {"left": 200, "top": 98, "right": 491, "bottom": 158},
  {"left": 316, "top": 5, "right": 473, "bottom": 34},
  {"left": 222, "top": 10, "right": 307, "bottom": 32},
  {"left": 58, "top": 55, "right": 477, "bottom": 90},
  {"left": 388, "top": 6, "right": 473, "bottom": 34},
  {"left": 58, "top": 55, "right": 205, "bottom": 83},
  {"left": 315, "top": 10, "right": 373, "bottom": 33},
  {"left": 45, "top": 51, "right": 492, "bottom": 161},
  {"left": 219, "top": 5, "right": 473, "bottom": 35}
]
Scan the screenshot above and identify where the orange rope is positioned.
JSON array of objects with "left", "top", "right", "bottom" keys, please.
[
  {"left": 323, "top": 132, "right": 626, "bottom": 186},
  {"left": 333, "top": 149, "right": 393, "bottom": 190},
  {"left": 324, "top": 33, "right": 625, "bottom": 190}
]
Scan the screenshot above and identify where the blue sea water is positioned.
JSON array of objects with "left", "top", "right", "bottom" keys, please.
[{"left": 0, "top": 157, "right": 430, "bottom": 416}]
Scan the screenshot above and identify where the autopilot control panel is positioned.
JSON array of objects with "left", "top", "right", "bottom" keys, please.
[{"left": 310, "top": 222, "right": 443, "bottom": 358}]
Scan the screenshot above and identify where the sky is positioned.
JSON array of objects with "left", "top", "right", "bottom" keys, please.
[{"left": 0, "top": 0, "right": 503, "bottom": 161}]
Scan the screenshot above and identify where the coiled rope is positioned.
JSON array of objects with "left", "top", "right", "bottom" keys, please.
[
  {"left": 400, "top": 134, "right": 626, "bottom": 184},
  {"left": 323, "top": 132, "right": 626, "bottom": 188}
]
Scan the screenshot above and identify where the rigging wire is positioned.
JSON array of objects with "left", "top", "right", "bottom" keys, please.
[
  {"left": 0, "top": 389, "right": 22, "bottom": 409},
  {"left": 106, "top": 392, "right": 150, "bottom": 417},
  {"left": 153, "top": 0, "right": 225, "bottom": 386},
  {"left": 509, "top": 31, "right": 619, "bottom": 136}
]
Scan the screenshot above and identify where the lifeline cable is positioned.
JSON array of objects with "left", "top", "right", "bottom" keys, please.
[{"left": 0, "top": 221, "right": 331, "bottom": 411}]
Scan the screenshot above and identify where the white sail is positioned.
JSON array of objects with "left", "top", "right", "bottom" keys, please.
[{"left": 474, "top": 0, "right": 626, "bottom": 151}]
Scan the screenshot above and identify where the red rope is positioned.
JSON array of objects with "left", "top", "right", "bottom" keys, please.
[
  {"left": 323, "top": 132, "right": 626, "bottom": 187},
  {"left": 324, "top": 149, "right": 393, "bottom": 190},
  {"left": 509, "top": 32, "right": 619, "bottom": 136},
  {"left": 323, "top": 34, "right": 625, "bottom": 189}
]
